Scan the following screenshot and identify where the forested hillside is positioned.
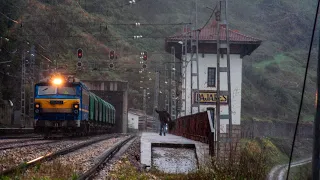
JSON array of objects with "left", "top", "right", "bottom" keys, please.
[{"left": 0, "top": 0, "right": 317, "bottom": 121}]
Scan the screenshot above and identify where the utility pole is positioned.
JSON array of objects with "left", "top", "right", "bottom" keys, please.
[
  {"left": 165, "top": 63, "right": 169, "bottom": 112},
  {"left": 20, "top": 50, "right": 26, "bottom": 128},
  {"left": 190, "top": 0, "right": 200, "bottom": 115},
  {"left": 195, "top": 0, "right": 200, "bottom": 114},
  {"left": 217, "top": 0, "right": 233, "bottom": 158},
  {"left": 216, "top": 1, "right": 221, "bottom": 158},
  {"left": 171, "top": 46, "right": 176, "bottom": 120},
  {"left": 153, "top": 67, "right": 160, "bottom": 132},
  {"left": 180, "top": 26, "right": 186, "bottom": 117},
  {"left": 224, "top": 0, "right": 233, "bottom": 156},
  {"left": 29, "top": 45, "right": 35, "bottom": 127},
  {"left": 214, "top": 0, "right": 233, "bottom": 159},
  {"left": 143, "top": 88, "right": 147, "bottom": 131},
  {"left": 184, "top": 25, "right": 188, "bottom": 116}
]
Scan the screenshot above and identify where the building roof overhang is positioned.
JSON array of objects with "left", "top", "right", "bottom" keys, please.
[{"left": 164, "top": 20, "right": 262, "bottom": 59}]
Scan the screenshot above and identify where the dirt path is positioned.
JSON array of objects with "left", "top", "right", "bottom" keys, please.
[{"left": 267, "top": 157, "right": 311, "bottom": 180}]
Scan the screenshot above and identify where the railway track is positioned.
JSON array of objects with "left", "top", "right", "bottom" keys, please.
[
  {"left": 0, "top": 138, "right": 44, "bottom": 147},
  {"left": 78, "top": 135, "right": 136, "bottom": 180},
  {"left": 0, "top": 140, "right": 59, "bottom": 151},
  {"left": 0, "top": 134, "right": 123, "bottom": 177}
]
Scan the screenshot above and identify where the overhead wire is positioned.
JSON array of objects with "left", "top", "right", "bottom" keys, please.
[
  {"left": 198, "top": 3, "right": 218, "bottom": 31},
  {"left": 286, "top": 0, "right": 320, "bottom": 179},
  {"left": 181, "top": 2, "right": 219, "bottom": 69}
]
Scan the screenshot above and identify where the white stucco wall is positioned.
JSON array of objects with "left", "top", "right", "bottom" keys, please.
[
  {"left": 181, "top": 53, "right": 242, "bottom": 133},
  {"left": 128, "top": 113, "right": 139, "bottom": 129}
]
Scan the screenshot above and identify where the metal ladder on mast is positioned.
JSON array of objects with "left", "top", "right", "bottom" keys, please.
[
  {"left": 216, "top": 0, "right": 233, "bottom": 158},
  {"left": 170, "top": 47, "right": 176, "bottom": 120},
  {"left": 181, "top": 24, "right": 188, "bottom": 117},
  {"left": 190, "top": 29, "right": 200, "bottom": 114},
  {"left": 20, "top": 51, "right": 26, "bottom": 127}
]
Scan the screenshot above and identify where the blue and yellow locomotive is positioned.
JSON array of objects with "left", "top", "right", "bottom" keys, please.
[{"left": 34, "top": 74, "right": 115, "bottom": 136}]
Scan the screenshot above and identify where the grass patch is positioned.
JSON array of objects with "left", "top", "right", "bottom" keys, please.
[
  {"left": 1, "top": 160, "right": 78, "bottom": 180},
  {"left": 107, "top": 138, "right": 285, "bottom": 180}
]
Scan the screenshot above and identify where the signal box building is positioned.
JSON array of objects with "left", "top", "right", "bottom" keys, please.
[{"left": 165, "top": 20, "right": 261, "bottom": 136}]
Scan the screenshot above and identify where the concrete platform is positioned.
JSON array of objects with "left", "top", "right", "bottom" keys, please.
[{"left": 140, "top": 132, "right": 209, "bottom": 173}]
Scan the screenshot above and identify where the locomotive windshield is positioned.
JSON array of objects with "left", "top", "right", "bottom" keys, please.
[
  {"left": 57, "top": 87, "right": 77, "bottom": 95},
  {"left": 38, "top": 86, "right": 56, "bottom": 95},
  {"left": 37, "top": 86, "right": 77, "bottom": 96}
]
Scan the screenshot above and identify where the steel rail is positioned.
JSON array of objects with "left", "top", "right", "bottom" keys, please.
[
  {"left": 0, "top": 140, "right": 59, "bottom": 151},
  {"left": 77, "top": 135, "right": 136, "bottom": 180},
  {"left": 0, "top": 138, "right": 44, "bottom": 146}
]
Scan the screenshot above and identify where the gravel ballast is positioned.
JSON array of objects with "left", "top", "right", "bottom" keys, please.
[
  {"left": 93, "top": 135, "right": 143, "bottom": 179},
  {"left": 0, "top": 135, "right": 109, "bottom": 172},
  {"left": 19, "top": 135, "right": 129, "bottom": 179}
]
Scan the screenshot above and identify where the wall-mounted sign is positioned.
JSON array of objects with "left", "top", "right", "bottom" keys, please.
[{"left": 195, "top": 92, "right": 228, "bottom": 103}]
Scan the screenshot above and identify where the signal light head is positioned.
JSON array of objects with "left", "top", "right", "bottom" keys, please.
[
  {"left": 77, "top": 48, "right": 83, "bottom": 59},
  {"left": 77, "top": 62, "right": 82, "bottom": 67},
  {"left": 109, "top": 50, "right": 115, "bottom": 60},
  {"left": 142, "top": 64, "right": 147, "bottom": 69},
  {"left": 142, "top": 51, "right": 147, "bottom": 61}
]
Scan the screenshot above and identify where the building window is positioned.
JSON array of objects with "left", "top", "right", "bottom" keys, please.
[{"left": 207, "top": 67, "right": 216, "bottom": 87}]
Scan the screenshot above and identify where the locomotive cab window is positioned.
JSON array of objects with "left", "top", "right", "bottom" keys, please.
[
  {"left": 38, "top": 86, "right": 57, "bottom": 95},
  {"left": 58, "top": 87, "right": 76, "bottom": 95}
]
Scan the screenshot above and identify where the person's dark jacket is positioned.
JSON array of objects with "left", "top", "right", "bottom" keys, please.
[{"left": 155, "top": 109, "right": 172, "bottom": 123}]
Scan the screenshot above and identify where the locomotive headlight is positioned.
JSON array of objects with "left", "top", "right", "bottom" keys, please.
[
  {"left": 73, "top": 104, "right": 79, "bottom": 115},
  {"left": 52, "top": 78, "right": 63, "bottom": 85},
  {"left": 35, "top": 103, "right": 40, "bottom": 113}
]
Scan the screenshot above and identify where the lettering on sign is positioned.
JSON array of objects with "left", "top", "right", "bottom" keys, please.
[{"left": 195, "top": 92, "right": 228, "bottom": 103}]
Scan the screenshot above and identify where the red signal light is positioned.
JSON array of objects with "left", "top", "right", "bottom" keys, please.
[
  {"left": 77, "top": 48, "right": 83, "bottom": 59},
  {"left": 143, "top": 51, "right": 147, "bottom": 61},
  {"left": 110, "top": 50, "right": 115, "bottom": 60}
]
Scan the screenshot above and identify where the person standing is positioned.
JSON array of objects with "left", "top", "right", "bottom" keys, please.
[{"left": 155, "top": 108, "right": 172, "bottom": 136}]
